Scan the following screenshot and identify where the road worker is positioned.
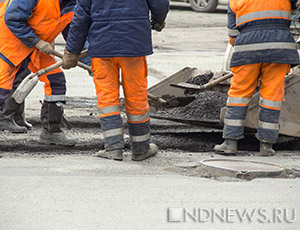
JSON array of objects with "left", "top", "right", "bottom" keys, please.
[
  {"left": 0, "top": 0, "right": 90, "bottom": 134},
  {"left": 0, "top": 0, "right": 75, "bottom": 145},
  {"left": 214, "top": 0, "right": 300, "bottom": 156},
  {"left": 62, "top": 0, "right": 169, "bottom": 161}
]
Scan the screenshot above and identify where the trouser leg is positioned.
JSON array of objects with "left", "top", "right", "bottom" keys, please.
[
  {"left": 0, "top": 58, "right": 27, "bottom": 133},
  {"left": 223, "top": 64, "right": 260, "bottom": 140},
  {"left": 120, "top": 57, "right": 158, "bottom": 160},
  {"left": 215, "top": 64, "right": 260, "bottom": 154},
  {"left": 256, "top": 63, "right": 289, "bottom": 144},
  {"left": 33, "top": 54, "right": 74, "bottom": 146},
  {"left": 12, "top": 58, "right": 32, "bottom": 129},
  {"left": 91, "top": 58, "right": 124, "bottom": 160}
]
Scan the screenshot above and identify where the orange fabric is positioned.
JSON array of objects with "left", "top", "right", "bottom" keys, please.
[
  {"left": 29, "top": 11, "right": 74, "bottom": 70},
  {"left": 29, "top": 53, "right": 63, "bottom": 96},
  {"left": 229, "top": 0, "right": 292, "bottom": 26},
  {"left": 0, "top": 0, "right": 72, "bottom": 68},
  {"left": 100, "top": 111, "right": 121, "bottom": 118},
  {"left": 0, "top": 53, "right": 63, "bottom": 96},
  {"left": 229, "top": 37, "right": 236, "bottom": 47},
  {"left": 229, "top": 63, "right": 290, "bottom": 109},
  {"left": 0, "top": 58, "right": 21, "bottom": 90},
  {"left": 92, "top": 57, "right": 149, "bottom": 121}
]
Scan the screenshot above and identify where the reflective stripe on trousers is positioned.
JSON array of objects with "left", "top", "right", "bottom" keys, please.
[
  {"left": 223, "top": 63, "right": 288, "bottom": 142},
  {"left": 128, "top": 118, "right": 150, "bottom": 154},
  {"left": 223, "top": 106, "right": 248, "bottom": 140},
  {"left": 256, "top": 106, "right": 280, "bottom": 143},
  {"left": 100, "top": 114, "right": 124, "bottom": 151},
  {"left": 127, "top": 112, "right": 150, "bottom": 154}
]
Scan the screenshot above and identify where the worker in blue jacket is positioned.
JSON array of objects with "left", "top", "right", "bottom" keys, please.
[
  {"left": 62, "top": 0, "right": 169, "bottom": 161},
  {"left": 214, "top": 0, "right": 300, "bottom": 156}
]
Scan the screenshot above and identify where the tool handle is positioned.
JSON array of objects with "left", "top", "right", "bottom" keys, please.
[
  {"left": 52, "top": 49, "right": 92, "bottom": 73},
  {"left": 202, "top": 72, "right": 233, "bottom": 90},
  {"left": 30, "top": 61, "right": 63, "bottom": 79},
  {"left": 147, "top": 92, "right": 167, "bottom": 104}
]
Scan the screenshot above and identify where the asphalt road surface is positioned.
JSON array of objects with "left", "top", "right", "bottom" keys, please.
[{"left": 0, "top": 3, "right": 300, "bottom": 230}]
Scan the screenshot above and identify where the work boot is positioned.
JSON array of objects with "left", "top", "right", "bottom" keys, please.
[
  {"left": 213, "top": 139, "right": 238, "bottom": 154},
  {"left": 38, "top": 101, "right": 75, "bottom": 146},
  {"left": 260, "top": 142, "right": 275, "bottom": 156},
  {"left": 93, "top": 149, "right": 123, "bottom": 161},
  {"left": 38, "top": 128, "right": 75, "bottom": 146},
  {"left": 0, "top": 97, "right": 27, "bottom": 133},
  {"left": 132, "top": 143, "right": 158, "bottom": 161},
  {"left": 14, "top": 101, "right": 32, "bottom": 130}
]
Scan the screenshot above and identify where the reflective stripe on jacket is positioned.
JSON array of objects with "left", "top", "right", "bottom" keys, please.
[
  {"left": 227, "top": 0, "right": 300, "bottom": 67},
  {"left": 0, "top": 0, "right": 73, "bottom": 68}
]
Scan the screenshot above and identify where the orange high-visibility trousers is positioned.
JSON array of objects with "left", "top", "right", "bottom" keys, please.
[
  {"left": 92, "top": 57, "right": 151, "bottom": 153},
  {"left": 223, "top": 63, "right": 290, "bottom": 143},
  {"left": 0, "top": 54, "right": 66, "bottom": 107},
  {"left": 228, "top": 63, "right": 290, "bottom": 108},
  {"left": 92, "top": 57, "right": 149, "bottom": 121}
]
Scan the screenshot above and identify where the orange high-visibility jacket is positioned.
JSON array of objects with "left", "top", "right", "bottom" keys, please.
[
  {"left": 227, "top": 0, "right": 299, "bottom": 67},
  {"left": 0, "top": 0, "right": 72, "bottom": 68}
]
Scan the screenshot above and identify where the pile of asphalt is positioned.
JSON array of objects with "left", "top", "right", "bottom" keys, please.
[
  {"left": 157, "top": 90, "right": 227, "bottom": 122},
  {"left": 184, "top": 70, "right": 214, "bottom": 95}
]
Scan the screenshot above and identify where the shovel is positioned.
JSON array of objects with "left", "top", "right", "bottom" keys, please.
[
  {"left": 170, "top": 72, "right": 233, "bottom": 92},
  {"left": 52, "top": 49, "right": 92, "bottom": 74},
  {"left": 148, "top": 93, "right": 195, "bottom": 108},
  {"left": 12, "top": 50, "right": 89, "bottom": 104}
]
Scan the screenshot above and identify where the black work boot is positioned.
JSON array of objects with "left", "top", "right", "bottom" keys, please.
[
  {"left": 132, "top": 143, "right": 158, "bottom": 161},
  {"left": 0, "top": 97, "right": 27, "bottom": 133},
  {"left": 38, "top": 102, "right": 75, "bottom": 146},
  {"left": 214, "top": 139, "right": 238, "bottom": 155},
  {"left": 260, "top": 142, "right": 275, "bottom": 156},
  {"left": 14, "top": 101, "right": 32, "bottom": 130},
  {"left": 93, "top": 149, "right": 123, "bottom": 161}
]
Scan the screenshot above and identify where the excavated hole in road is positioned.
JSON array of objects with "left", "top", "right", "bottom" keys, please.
[{"left": 1, "top": 87, "right": 300, "bottom": 154}]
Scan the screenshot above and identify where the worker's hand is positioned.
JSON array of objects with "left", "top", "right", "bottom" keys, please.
[
  {"left": 35, "top": 40, "right": 53, "bottom": 55},
  {"left": 62, "top": 49, "right": 79, "bottom": 69},
  {"left": 151, "top": 21, "right": 166, "bottom": 32}
]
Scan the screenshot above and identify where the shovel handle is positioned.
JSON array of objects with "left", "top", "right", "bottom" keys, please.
[
  {"left": 148, "top": 92, "right": 167, "bottom": 104},
  {"left": 202, "top": 72, "right": 233, "bottom": 90},
  {"left": 30, "top": 61, "right": 63, "bottom": 79},
  {"left": 51, "top": 49, "right": 92, "bottom": 73}
]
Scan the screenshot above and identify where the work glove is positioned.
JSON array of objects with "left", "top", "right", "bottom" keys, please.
[
  {"left": 35, "top": 40, "right": 53, "bottom": 55},
  {"left": 151, "top": 21, "right": 166, "bottom": 32},
  {"left": 62, "top": 48, "right": 79, "bottom": 69}
]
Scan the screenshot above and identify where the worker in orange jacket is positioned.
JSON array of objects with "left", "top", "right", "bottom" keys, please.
[
  {"left": 214, "top": 0, "right": 300, "bottom": 156},
  {"left": 0, "top": 0, "right": 75, "bottom": 145}
]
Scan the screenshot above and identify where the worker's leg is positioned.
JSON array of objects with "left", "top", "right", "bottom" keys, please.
[
  {"left": 11, "top": 57, "right": 32, "bottom": 129},
  {"left": 120, "top": 56, "right": 158, "bottom": 161},
  {"left": 0, "top": 58, "right": 27, "bottom": 133},
  {"left": 92, "top": 57, "right": 124, "bottom": 161},
  {"left": 214, "top": 63, "right": 261, "bottom": 154},
  {"left": 35, "top": 53, "right": 75, "bottom": 146},
  {"left": 256, "top": 63, "right": 290, "bottom": 156}
]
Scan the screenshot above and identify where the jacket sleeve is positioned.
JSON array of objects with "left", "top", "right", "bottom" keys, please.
[
  {"left": 61, "top": 0, "right": 76, "bottom": 16},
  {"left": 66, "top": 0, "right": 91, "bottom": 55},
  {"left": 4, "top": 0, "right": 39, "bottom": 48},
  {"left": 227, "top": 2, "right": 239, "bottom": 45},
  {"left": 147, "top": 0, "right": 169, "bottom": 23}
]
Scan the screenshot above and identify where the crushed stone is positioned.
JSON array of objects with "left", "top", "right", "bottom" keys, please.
[{"left": 157, "top": 91, "right": 227, "bottom": 121}]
